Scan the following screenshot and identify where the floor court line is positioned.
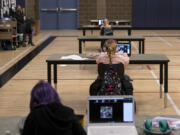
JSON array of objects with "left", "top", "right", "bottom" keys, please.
[
  {"left": 0, "top": 32, "right": 52, "bottom": 71},
  {"left": 134, "top": 91, "right": 180, "bottom": 93},
  {"left": 147, "top": 65, "right": 180, "bottom": 115},
  {"left": 0, "top": 46, "right": 32, "bottom": 71},
  {"left": 132, "top": 38, "right": 180, "bottom": 115},
  {"left": 131, "top": 41, "right": 138, "bottom": 53},
  {"left": 152, "top": 32, "right": 173, "bottom": 47}
]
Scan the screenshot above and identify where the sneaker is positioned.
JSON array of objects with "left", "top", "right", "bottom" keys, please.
[
  {"left": 22, "top": 42, "right": 26, "bottom": 47},
  {"left": 30, "top": 42, "right": 35, "bottom": 46}
]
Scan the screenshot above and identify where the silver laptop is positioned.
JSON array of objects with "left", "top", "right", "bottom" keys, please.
[{"left": 87, "top": 96, "right": 138, "bottom": 135}]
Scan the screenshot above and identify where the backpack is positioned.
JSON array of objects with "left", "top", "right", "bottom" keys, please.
[
  {"left": 98, "top": 65, "right": 122, "bottom": 95},
  {"left": 89, "top": 63, "right": 133, "bottom": 96},
  {"left": 98, "top": 63, "right": 124, "bottom": 95}
]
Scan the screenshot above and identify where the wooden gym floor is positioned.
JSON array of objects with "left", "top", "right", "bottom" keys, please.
[{"left": 0, "top": 30, "right": 180, "bottom": 117}]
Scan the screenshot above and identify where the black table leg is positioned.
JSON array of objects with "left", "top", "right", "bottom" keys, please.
[
  {"left": 164, "top": 63, "right": 168, "bottom": 108},
  {"left": 83, "top": 29, "right": 86, "bottom": 36},
  {"left": 54, "top": 64, "right": 57, "bottom": 90},
  {"left": 128, "top": 29, "right": 131, "bottom": 36},
  {"left": 79, "top": 40, "right": 82, "bottom": 54},
  {"left": 142, "top": 40, "right": 145, "bottom": 54},
  {"left": 160, "top": 64, "right": 163, "bottom": 98},
  {"left": 82, "top": 30, "right": 85, "bottom": 45},
  {"left": 91, "top": 30, "right": 93, "bottom": 35},
  {"left": 47, "top": 63, "right": 51, "bottom": 84},
  {"left": 139, "top": 41, "right": 142, "bottom": 54}
]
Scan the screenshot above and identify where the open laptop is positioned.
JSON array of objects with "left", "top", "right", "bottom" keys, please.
[
  {"left": 117, "top": 43, "right": 131, "bottom": 56},
  {"left": 98, "top": 20, "right": 104, "bottom": 26},
  {"left": 87, "top": 96, "right": 138, "bottom": 135}
]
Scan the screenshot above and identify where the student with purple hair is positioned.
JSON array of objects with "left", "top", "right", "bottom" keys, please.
[{"left": 22, "top": 80, "right": 86, "bottom": 135}]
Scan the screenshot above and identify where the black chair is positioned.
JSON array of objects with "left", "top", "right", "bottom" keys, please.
[
  {"left": 98, "top": 63, "right": 134, "bottom": 95},
  {"left": 98, "top": 63, "right": 136, "bottom": 112},
  {"left": 98, "top": 63, "right": 124, "bottom": 80}
]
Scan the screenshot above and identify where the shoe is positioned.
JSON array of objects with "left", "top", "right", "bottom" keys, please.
[
  {"left": 22, "top": 42, "right": 26, "bottom": 47},
  {"left": 10, "top": 46, "right": 16, "bottom": 50},
  {"left": 31, "top": 43, "right": 35, "bottom": 46},
  {"left": 29, "top": 42, "right": 35, "bottom": 46}
]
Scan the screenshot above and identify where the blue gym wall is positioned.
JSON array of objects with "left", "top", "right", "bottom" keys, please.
[{"left": 133, "top": 0, "right": 180, "bottom": 28}]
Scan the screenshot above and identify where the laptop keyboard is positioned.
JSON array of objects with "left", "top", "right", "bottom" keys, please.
[{"left": 88, "top": 125, "right": 138, "bottom": 135}]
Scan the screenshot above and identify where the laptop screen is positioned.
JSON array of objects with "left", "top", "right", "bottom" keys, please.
[
  {"left": 117, "top": 43, "right": 131, "bottom": 56},
  {"left": 88, "top": 96, "right": 134, "bottom": 123},
  {"left": 99, "top": 20, "right": 104, "bottom": 26}
]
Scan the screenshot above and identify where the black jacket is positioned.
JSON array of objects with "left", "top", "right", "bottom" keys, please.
[
  {"left": 15, "top": 11, "right": 24, "bottom": 33},
  {"left": 100, "top": 27, "right": 113, "bottom": 36},
  {"left": 15, "top": 11, "right": 24, "bottom": 26},
  {"left": 22, "top": 103, "right": 87, "bottom": 135}
]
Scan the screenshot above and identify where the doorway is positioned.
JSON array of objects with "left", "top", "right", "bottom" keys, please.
[{"left": 39, "top": 0, "right": 78, "bottom": 30}]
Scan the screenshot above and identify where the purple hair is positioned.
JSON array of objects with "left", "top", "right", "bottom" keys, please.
[{"left": 30, "top": 80, "right": 61, "bottom": 111}]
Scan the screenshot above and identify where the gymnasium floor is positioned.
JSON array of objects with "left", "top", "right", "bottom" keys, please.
[{"left": 0, "top": 30, "right": 180, "bottom": 117}]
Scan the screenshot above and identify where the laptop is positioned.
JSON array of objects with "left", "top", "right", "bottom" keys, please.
[
  {"left": 117, "top": 43, "right": 131, "bottom": 56},
  {"left": 99, "top": 20, "right": 104, "bottom": 26},
  {"left": 87, "top": 96, "right": 138, "bottom": 135}
]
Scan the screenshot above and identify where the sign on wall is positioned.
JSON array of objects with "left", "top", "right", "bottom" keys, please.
[{"left": 0, "top": 0, "right": 16, "bottom": 18}]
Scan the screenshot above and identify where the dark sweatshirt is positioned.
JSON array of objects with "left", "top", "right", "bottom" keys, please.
[{"left": 22, "top": 103, "right": 87, "bottom": 135}]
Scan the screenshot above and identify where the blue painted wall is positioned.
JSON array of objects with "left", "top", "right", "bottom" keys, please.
[
  {"left": 133, "top": 0, "right": 180, "bottom": 28},
  {"left": 16, "top": 0, "right": 25, "bottom": 8}
]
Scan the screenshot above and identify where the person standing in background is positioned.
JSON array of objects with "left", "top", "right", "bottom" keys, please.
[{"left": 16, "top": 0, "right": 25, "bottom": 14}]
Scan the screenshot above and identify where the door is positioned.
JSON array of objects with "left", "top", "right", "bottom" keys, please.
[
  {"left": 58, "top": 0, "right": 78, "bottom": 29},
  {"left": 39, "top": 0, "right": 78, "bottom": 30},
  {"left": 39, "top": 0, "right": 58, "bottom": 29}
]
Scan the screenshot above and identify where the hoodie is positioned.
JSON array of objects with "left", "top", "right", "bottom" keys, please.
[
  {"left": 22, "top": 103, "right": 86, "bottom": 135},
  {"left": 96, "top": 52, "right": 129, "bottom": 66}
]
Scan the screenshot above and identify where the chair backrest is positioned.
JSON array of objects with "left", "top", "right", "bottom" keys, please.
[
  {"left": 97, "top": 63, "right": 124, "bottom": 95},
  {"left": 98, "top": 63, "right": 124, "bottom": 79}
]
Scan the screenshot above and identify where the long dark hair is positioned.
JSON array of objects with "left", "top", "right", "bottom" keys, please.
[{"left": 30, "top": 80, "right": 61, "bottom": 111}]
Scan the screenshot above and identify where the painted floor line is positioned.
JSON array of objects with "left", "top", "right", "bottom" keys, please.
[
  {"left": 132, "top": 39, "right": 180, "bottom": 115},
  {"left": 0, "top": 46, "right": 32, "bottom": 71},
  {"left": 148, "top": 65, "right": 180, "bottom": 115},
  {"left": 131, "top": 41, "right": 138, "bottom": 53},
  {"left": 153, "top": 32, "right": 173, "bottom": 47},
  {"left": 0, "top": 32, "right": 52, "bottom": 71}
]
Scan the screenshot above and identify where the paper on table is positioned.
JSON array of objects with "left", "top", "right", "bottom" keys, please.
[{"left": 60, "top": 55, "right": 88, "bottom": 60}]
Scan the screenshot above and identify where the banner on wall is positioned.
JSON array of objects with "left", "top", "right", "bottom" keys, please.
[{"left": 0, "top": 0, "right": 16, "bottom": 18}]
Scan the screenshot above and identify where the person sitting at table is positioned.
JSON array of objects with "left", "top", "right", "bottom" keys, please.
[
  {"left": 96, "top": 39, "right": 129, "bottom": 66},
  {"left": 90, "top": 39, "right": 130, "bottom": 95},
  {"left": 100, "top": 18, "right": 113, "bottom": 35},
  {"left": 21, "top": 80, "right": 87, "bottom": 135},
  {"left": 100, "top": 18, "right": 114, "bottom": 49}
]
